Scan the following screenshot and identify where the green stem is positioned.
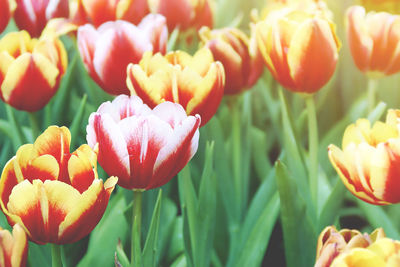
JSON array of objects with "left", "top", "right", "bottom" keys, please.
[
  {"left": 5, "top": 105, "right": 25, "bottom": 149},
  {"left": 131, "top": 190, "right": 143, "bottom": 267},
  {"left": 367, "top": 78, "right": 378, "bottom": 113},
  {"left": 231, "top": 100, "right": 242, "bottom": 219},
  {"left": 305, "top": 95, "right": 319, "bottom": 208},
  {"left": 51, "top": 244, "right": 62, "bottom": 267},
  {"left": 28, "top": 112, "right": 40, "bottom": 139}
]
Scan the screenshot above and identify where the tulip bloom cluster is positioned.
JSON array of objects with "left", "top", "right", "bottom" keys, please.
[
  {"left": 0, "top": 126, "right": 117, "bottom": 244},
  {"left": 86, "top": 95, "right": 200, "bottom": 190},
  {"left": 0, "top": 31, "right": 67, "bottom": 111},
  {"left": 329, "top": 109, "right": 400, "bottom": 205},
  {"left": 346, "top": 5, "right": 400, "bottom": 78},
  {"left": 127, "top": 48, "right": 225, "bottom": 126}
]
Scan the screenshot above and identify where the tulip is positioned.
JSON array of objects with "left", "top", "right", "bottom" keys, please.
[
  {"left": 330, "top": 238, "right": 400, "bottom": 266},
  {"left": 0, "top": 0, "right": 15, "bottom": 34},
  {"left": 346, "top": 6, "right": 400, "bottom": 78},
  {"left": 315, "top": 226, "right": 385, "bottom": 267},
  {"left": 81, "top": 0, "right": 150, "bottom": 27},
  {"left": 0, "top": 224, "right": 28, "bottom": 267},
  {"left": 149, "top": 0, "right": 213, "bottom": 31},
  {"left": 0, "top": 31, "right": 68, "bottom": 112},
  {"left": 255, "top": 7, "right": 340, "bottom": 93},
  {"left": 328, "top": 109, "right": 400, "bottom": 205},
  {"left": 199, "top": 26, "right": 263, "bottom": 95},
  {"left": 86, "top": 95, "right": 200, "bottom": 190},
  {"left": 78, "top": 15, "right": 168, "bottom": 95},
  {"left": 0, "top": 126, "right": 117, "bottom": 244},
  {"left": 13, "top": 0, "right": 69, "bottom": 37},
  {"left": 127, "top": 48, "right": 225, "bottom": 126}
]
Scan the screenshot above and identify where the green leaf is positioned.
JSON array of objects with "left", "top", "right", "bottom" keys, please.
[
  {"left": 116, "top": 240, "right": 130, "bottom": 267},
  {"left": 28, "top": 243, "right": 51, "bottom": 267},
  {"left": 367, "top": 101, "right": 387, "bottom": 124},
  {"left": 142, "top": 190, "right": 163, "bottom": 267},
  {"left": 275, "top": 161, "right": 317, "bottom": 267},
  {"left": 78, "top": 190, "right": 129, "bottom": 267},
  {"left": 357, "top": 200, "right": 400, "bottom": 240},
  {"left": 250, "top": 126, "right": 272, "bottom": 180},
  {"left": 69, "top": 94, "right": 88, "bottom": 148},
  {"left": 233, "top": 194, "right": 279, "bottom": 267},
  {"left": 318, "top": 178, "right": 347, "bottom": 232}
]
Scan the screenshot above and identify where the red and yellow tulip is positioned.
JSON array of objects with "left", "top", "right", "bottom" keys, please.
[
  {"left": 0, "top": 126, "right": 117, "bottom": 244},
  {"left": 328, "top": 109, "right": 400, "bottom": 205},
  {"left": 0, "top": 0, "right": 15, "bottom": 34},
  {"left": 86, "top": 95, "right": 200, "bottom": 190},
  {"left": 148, "top": 0, "right": 213, "bottom": 31},
  {"left": 315, "top": 226, "right": 385, "bottom": 267},
  {"left": 199, "top": 26, "right": 263, "bottom": 95},
  {"left": 127, "top": 48, "right": 225, "bottom": 126},
  {"left": 13, "top": 0, "right": 69, "bottom": 37},
  {"left": 346, "top": 6, "right": 400, "bottom": 78},
  {"left": 77, "top": 15, "right": 168, "bottom": 95},
  {"left": 0, "top": 224, "right": 28, "bottom": 267},
  {"left": 330, "top": 237, "right": 400, "bottom": 266},
  {"left": 255, "top": 6, "right": 340, "bottom": 93},
  {"left": 0, "top": 31, "right": 67, "bottom": 112}
]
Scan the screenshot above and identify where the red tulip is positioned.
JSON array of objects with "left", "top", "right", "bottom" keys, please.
[
  {"left": 0, "top": 31, "right": 68, "bottom": 111},
  {"left": 0, "top": 0, "right": 15, "bottom": 34},
  {"left": 149, "top": 0, "right": 213, "bottom": 31},
  {"left": 0, "top": 224, "right": 28, "bottom": 267},
  {"left": 86, "top": 95, "right": 200, "bottom": 190},
  {"left": 77, "top": 14, "right": 168, "bottom": 95},
  {"left": 14, "top": 0, "right": 69, "bottom": 37},
  {"left": 0, "top": 126, "right": 117, "bottom": 244},
  {"left": 199, "top": 26, "right": 263, "bottom": 94}
]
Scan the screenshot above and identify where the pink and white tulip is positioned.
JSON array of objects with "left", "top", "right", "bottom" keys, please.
[
  {"left": 86, "top": 95, "right": 201, "bottom": 190},
  {"left": 77, "top": 14, "right": 168, "bottom": 95}
]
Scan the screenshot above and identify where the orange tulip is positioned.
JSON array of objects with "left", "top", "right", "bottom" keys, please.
[
  {"left": 255, "top": 7, "right": 340, "bottom": 93},
  {"left": 328, "top": 109, "right": 400, "bottom": 205},
  {"left": 0, "top": 224, "right": 28, "bottom": 267},
  {"left": 149, "top": 0, "right": 213, "bottom": 31},
  {"left": 199, "top": 26, "right": 263, "bottom": 95},
  {"left": 13, "top": 0, "right": 69, "bottom": 37},
  {"left": 315, "top": 226, "right": 385, "bottom": 267},
  {"left": 126, "top": 48, "right": 225, "bottom": 126},
  {"left": 0, "top": 31, "right": 68, "bottom": 112},
  {"left": 0, "top": 0, "right": 15, "bottom": 34},
  {"left": 330, "top": 237, "right": 400, "bottom": 266},
  {"left": 346, "top": 5, "right": 400, "bottom": 77},
  {"left": 0, "top": 126, "right": 117, "bottom": 244}
]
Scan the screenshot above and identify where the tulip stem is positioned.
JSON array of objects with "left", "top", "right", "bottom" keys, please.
[
  {"left": 367, "top": 78, "right": 378, "bottom": 113},
  {"left": 51, "top": 244, "right": 63, "bottom": 267},
  {"left": 28, "top": 112, "right": 40, "bottom": 139},
  {"left": 5, "top": 104, "right": 25, "bottom": 149},
  {"left": 305, "top": 95, "right": 319, "bottom": 208},
  {"left": 131, "top": 190, "right": 143, "bottom": 267}
]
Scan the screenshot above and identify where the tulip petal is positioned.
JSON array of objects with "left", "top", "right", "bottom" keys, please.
[
  {"left": 150, "top": 114, "right": 200, "bottom": 189},
  {"left": 87, "top": 113, "right": 130, "bottom": 184},
  {"left": 10, "top": 224, "right": 28, "bottom": 267},
  {"left": 92, "top": 21, "right": 153, "bottom": 95},
  {"left": 0, "top": 158, "right": 20, "bottom": 213},
  {"left": 287, "top": 18, "right": 338, "bottom": 93},
  {"left": 58, "top": 177, "right": 117, "bottom": 243},
  {"left": 118, "top": 115, "right": 172, "bottom": 189},
  {"left": 68, "top": 154, "right": 96, "bottom": 194}
]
